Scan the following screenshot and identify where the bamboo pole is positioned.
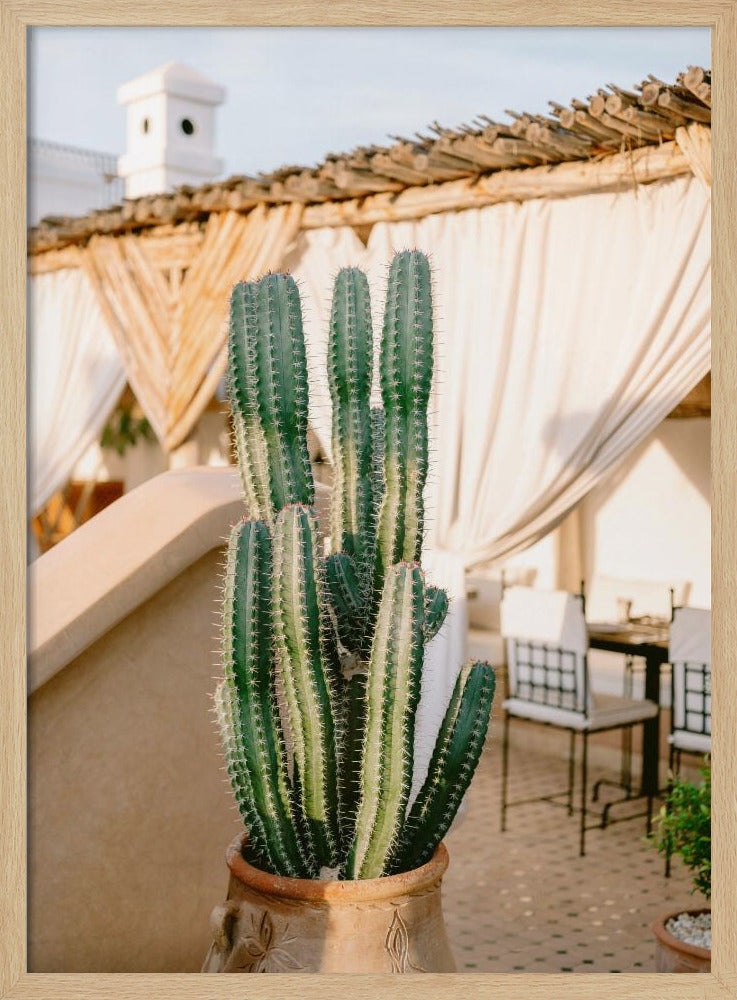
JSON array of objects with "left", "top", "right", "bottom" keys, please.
[
  {"left": 301, "top": 140, "right": 692, "bottom": 230},
  {"left": 675, "top": 122, "right": 712, "bottom": 189},
  {"left": 27, "top": 246, "right": 83, "bottom": 274}
]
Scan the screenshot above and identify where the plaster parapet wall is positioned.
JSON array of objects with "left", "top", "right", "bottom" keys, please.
[
  {"left": 28, "top": 466, "right": 329, "bottom": 694},
  {"left": 28, "top": 466, "right": 330, "bottom": 971}
]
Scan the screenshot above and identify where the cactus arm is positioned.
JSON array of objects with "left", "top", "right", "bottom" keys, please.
[
  {"left": 219, "top": 519, "right": 313, "bottom": 877},
  {"left": 328, "top": 268, "right": 375, "bottom": 566},
  {"left": 213, "top": 679, "right": 272, "bottom": 870},
  {"left": 228, "top": 283, "right": 272, "bottom": 519},
  {"left": 228, "top": 275, "right": 314, "bottom": 520},
  {"left": 424, "top": 585, "right": 449, "bottom": 643},
  {"left": 272, "top": 505, "right": 342, "bottom": 868},
  {"left": 254, "top": 274, "right": 315, "bottom": 512},
  {"left": 346, "top": 562, "right": 425, "bottom": 879},
  {"left": 373, "top": 251, "right": 433, "bottom": 587},
  {"left": 379, "top": 251, "right": 433, "bottom": 565},
  {"left": 390, "top": 661, "right": 496, "bottom": 873}
]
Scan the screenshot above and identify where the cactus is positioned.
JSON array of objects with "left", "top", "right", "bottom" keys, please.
[
  {"left": 344, "top": 562, "right": 425, "bottom": 879},
  {"left": 228, "top": 274, "right": 314, "bottom": 521},
  {"left": 373, "top": 251, "right": 433, "bottom": 581},
  {"left": 424, "top": 585, "right": 449, "bottom": 643},
  {"left": 217, "top": 252, "right": 495, "bottom": 879},
  {"left": 216, "top": 519, "right": 314, "bottom": 878},
  {"left": 328, "top": 268, "right": 375, "bottom": 571},
  {"left": 272, "top": 504, "right": 342, "bottom": 869}
]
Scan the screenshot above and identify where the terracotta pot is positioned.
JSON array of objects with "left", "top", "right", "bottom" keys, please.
[
  {"left": 202, "top": 833, "right": 456, "bottom": 973},
  {"left": 652, "top": 906, "right": 711, "bottom": 973}
]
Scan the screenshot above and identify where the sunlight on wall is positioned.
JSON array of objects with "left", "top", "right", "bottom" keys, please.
[{"left": 581, "top": 419, "right": 710, "bottom": 607}]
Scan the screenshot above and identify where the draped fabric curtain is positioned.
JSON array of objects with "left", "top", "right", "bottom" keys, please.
[
  {"left": 29, "top": 267, "right": 126, "bottom": 515},
  {"left": 290, "top": 174, "right": 711, "bottom": 787},
  {"left": 295, "top": 180, "right": 710, "bottom": 572},
  {"left": 366, "top": 173, "right": 711, "bottom": 568}
]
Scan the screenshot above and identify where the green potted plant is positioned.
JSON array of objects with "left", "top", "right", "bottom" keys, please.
[
  {"left": 202, "top": 251, "right": 495, "bottom": 974},
  {"left": 652, "top": 759, "right": 711, "bottom": 973}
]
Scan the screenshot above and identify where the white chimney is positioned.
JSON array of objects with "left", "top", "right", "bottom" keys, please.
[{"left": 117, "top": 61, "right": 225, "bottom": 199}]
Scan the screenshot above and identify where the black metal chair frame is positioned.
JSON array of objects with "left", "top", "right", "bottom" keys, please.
[
  {"left": 664, "top": 655, "right": 711, "bottom": 876},
  {"left": 595, "top": 587, "right": 675, "bottom": 803},
  {"left": 500, "top": 632, "right": 655, "bottom": 857}
]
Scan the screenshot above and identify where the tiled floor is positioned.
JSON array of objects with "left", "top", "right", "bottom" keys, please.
[{"left": 442, "top": 727, "right": 704, "bottom": 973}]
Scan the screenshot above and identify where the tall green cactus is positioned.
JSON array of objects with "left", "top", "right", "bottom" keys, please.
[
  {"left": 374, "top": 251, "right": 433, "bottom": 576},
  {"left": 272, "top": 504, "right": 342, "bottom": 869},
  {"left": 389, "top": 661, "right": 496, "bottom": 874},
  {"left": 345, "top": 562, "right": 425, "bottom": 879},
  {"left": 216, "top": 518, "right": 314, "bottom": 877},
  {"left": 228, "top": 274, "right": 314, "bottom": 521},
  {"left": 328, "top": 267, "right": 375, "bottom": 570},
  {"left": 216, "top": 253, "right": 495, "bottom": 880}
]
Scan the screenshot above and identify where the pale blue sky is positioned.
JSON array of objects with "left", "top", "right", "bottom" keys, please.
[{"left": 29, "top": 27, "right": 710, "bottom": 178}]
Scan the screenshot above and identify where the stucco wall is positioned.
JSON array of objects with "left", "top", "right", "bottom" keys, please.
[
  {"left": 580, "top": 418, "right": 710, "bottom": 607},
  {"left": 29, "top": 548, "right": 240, "bottom": 972},
  {"left": 500, "top": 418, "right": 710, "bottom": 606},
  {"left": 27, "top": 467, "right": 331, "bottom": 972}
]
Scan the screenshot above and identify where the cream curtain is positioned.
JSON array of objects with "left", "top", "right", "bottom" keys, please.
[
  {"left": 365, "top": 173, "right": 711, "bottom": 567},
  {"left": 291, "top": 174, "right": 710, "bottom": 785},
  {"left": 29, "top": 267, "right": 126, "bottom": 515}
]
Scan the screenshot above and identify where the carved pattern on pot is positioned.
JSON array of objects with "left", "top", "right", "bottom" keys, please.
[
  {"left": 385, "top": 907, "right": 426, "bottom": 973},
  {"left": 230, "top": 910, "right": 304, "bottom": 973}
]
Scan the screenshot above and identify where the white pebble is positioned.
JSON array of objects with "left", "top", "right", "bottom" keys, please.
[{"left": 666, "top": 911, "right": 711, "bottom": 950}]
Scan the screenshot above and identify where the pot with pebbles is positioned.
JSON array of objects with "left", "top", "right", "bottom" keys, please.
[
  {"left": 203, "top": 253, "right": 496, "bottom": 974},
  {"left": 652, "top": 761, "right": 710, "bottom": 973},
  {"left": 652, "top": 908, "right": 710, "bottom": 973}
]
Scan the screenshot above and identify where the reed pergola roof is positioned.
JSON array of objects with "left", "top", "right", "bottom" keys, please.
[{"left": 29, "top": 65, "right": 710, "bottom": 255}]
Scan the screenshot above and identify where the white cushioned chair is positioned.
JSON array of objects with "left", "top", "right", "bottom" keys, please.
[
  {"left": 500, "top": 586, "right": 658, "bottom": 856},
  {"left": 669, "top": 605, "right": 711, "bottom": 758},
  {"left": 664, "top": 605, "right": 711, "bottom": 877}
]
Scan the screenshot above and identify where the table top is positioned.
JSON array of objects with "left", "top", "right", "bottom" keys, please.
[{"left": 588, "top": 618, "right": 669, "bottom": 655}]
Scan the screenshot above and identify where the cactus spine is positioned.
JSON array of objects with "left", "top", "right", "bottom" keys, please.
[{"left": 218, "top": 253, "right": 495, "bottom": 880}]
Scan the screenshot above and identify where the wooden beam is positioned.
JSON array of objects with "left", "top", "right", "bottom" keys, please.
[
  {"left": 27, "top": 245, "right": 83, "bottom": 274},
  {"left": 676, "top": 122, "right": 712, "bottom": 188},
  {"left": 302, "top": 140, "right": 691, "bottom": 230},
  {"left": 668, "top": 373, "right": 711, "bottom": 418}
]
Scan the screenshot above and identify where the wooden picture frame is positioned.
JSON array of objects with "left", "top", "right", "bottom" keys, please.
[{"left": 1, "top": 4, "right": 734, "bottom": 997}]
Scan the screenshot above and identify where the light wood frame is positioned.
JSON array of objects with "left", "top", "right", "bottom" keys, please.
[{"left": 1, "top": 4, "right": 733, "bottom": 998}]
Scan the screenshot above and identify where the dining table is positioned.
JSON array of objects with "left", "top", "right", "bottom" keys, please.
[{"left": 587, "top": 619, "right": 670, "bottom": 799}]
